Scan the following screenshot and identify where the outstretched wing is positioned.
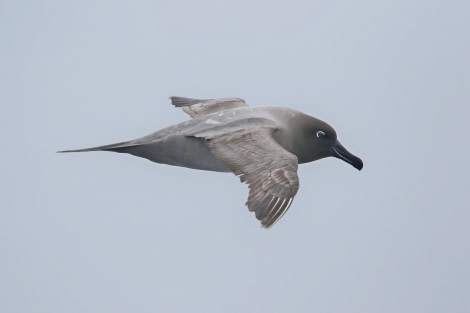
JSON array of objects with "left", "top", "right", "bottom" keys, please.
[
  {"left": 170, "top": 96, "right": 248, "bottom": 118},
  {"left": 206, "top": 127, "right": 299, "bottom": 228}
]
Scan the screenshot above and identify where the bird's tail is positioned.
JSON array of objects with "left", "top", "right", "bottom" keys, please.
[{"left": 57, "top": 140, "right": 136, "bottom": 153}]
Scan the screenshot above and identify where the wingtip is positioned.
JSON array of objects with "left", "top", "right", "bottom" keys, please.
[
  {"left": 169, "top": 96, "right": 210, "bottom": 108},
  {"left": 260, "top": 223, "right": 272, "bottom": 229},
  {"left": 169, "top": 96, "right": 176, "bottom": 106}
]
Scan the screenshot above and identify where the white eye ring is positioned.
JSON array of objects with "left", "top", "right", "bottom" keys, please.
[{"left": 316, "top": 131, "right": 326, "bottom": 138}]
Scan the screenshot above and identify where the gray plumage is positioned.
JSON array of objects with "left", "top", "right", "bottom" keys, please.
[{"left": 59, "top": 97, "right": 363, "bottom": 228}]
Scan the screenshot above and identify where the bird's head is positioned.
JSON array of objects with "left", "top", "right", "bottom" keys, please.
[{"left": 307, "top": 122, "right": 363, "bottom": 170}]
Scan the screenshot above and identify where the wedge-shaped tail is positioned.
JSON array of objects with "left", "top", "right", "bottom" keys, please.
[{"left": 57, "top": 141, "right": 137, "bottom": 153}]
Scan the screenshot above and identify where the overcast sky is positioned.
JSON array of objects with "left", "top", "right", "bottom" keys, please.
[{"left": 1, "top": 1, "right": 469, "bottom": 312}]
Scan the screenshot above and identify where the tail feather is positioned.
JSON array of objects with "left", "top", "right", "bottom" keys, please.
[{"left": 57, "top": 140, "right": 136, "bottom": 153}]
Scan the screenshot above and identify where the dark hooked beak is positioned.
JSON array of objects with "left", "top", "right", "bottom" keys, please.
[{"left": 332, "top": 141, "right": 363, "bottom": 171}]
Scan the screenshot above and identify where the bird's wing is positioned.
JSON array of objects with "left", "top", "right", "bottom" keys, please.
[
  {"left": 170, "top": 97, "right": 248, "bottom": 118},
  {"left": 206, "top": 127, "right": 299, "bottom": 228}
]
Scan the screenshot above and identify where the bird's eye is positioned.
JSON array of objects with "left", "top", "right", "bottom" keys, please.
[{"left": 316, "top": 131, "right": 326, "bottom": 138}]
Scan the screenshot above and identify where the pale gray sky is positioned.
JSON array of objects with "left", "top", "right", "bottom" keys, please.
[{"left": 1, "top": 1, "right": 469, "bottom": 312}]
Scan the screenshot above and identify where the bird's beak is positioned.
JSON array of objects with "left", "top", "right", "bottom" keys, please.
[{"left": 331, "top": 141, "right": 363, "bottom": 170}]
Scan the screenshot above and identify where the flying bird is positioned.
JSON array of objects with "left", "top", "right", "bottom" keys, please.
[{"left": 59, "top": 97, "right": 363, "bottom": 228}]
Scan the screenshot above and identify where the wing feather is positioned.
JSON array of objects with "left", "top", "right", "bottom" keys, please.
[
  {"left": 170, "top": 96, "right": 248, "bottom": 118},
  {"left": 207, "top": 128, "right": 299, "bottom": 228}
]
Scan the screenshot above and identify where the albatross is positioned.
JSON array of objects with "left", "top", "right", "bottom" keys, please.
[{"left": 59, "top": 96, "right": 363, "bottom": 228}]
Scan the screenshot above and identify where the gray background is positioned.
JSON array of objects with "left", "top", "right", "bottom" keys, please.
[{"left": 1, "top": 1, "right": 469, "bottom": 312}]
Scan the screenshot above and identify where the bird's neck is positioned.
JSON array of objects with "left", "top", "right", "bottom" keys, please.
[{"left": 272, "top": 126, "right": 316, "bottom": 164}]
